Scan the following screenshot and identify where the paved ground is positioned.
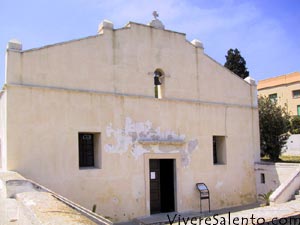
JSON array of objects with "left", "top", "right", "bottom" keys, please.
[{"left": 128, "top": 200, "right": 300, "bottom": 225}]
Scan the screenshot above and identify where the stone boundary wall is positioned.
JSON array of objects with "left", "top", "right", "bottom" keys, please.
[
  {"left": 0, "top": 170, "right": 112, "bottom": 225},
  {"left": 255, "top": 162, "right": 300, "bottom": 197}
]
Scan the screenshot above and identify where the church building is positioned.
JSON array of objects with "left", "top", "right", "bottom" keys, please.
[{"left": 0, "top": 15, "right": 260, "bottom": 222}]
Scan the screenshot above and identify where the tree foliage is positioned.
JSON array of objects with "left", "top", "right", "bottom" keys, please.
[
  {"left": 291, "top": 116, "right": 300, "bottom": 134},
  {"left": 258, "top": 96, "right": 290, "bottom": 161},
  {"left": 258, "top": 190, "right": 273, "bottom": 206},
  {"left": 224, "top": 48, "right": 249, "bottom": 79}
]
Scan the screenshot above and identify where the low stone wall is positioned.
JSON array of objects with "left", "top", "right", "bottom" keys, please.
[
  {"left": 0, "top": 170, "right": 112, "bottom": 225},
  {"left": 270, "top": 167, "right": 300, "bottom": 204},
  {"left": 255, "top": 162, "right": 300, "bottom": 197}
]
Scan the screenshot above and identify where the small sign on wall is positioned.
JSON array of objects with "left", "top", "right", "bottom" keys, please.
[{"left": 150, "top": 172, "right": 156, "bottom": 179}]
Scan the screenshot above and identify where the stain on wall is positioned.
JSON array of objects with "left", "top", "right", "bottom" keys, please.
[{"left": 105, "top": 117, "right": 198, "bottom": 167}]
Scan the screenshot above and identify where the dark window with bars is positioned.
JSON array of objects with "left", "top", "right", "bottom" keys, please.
[{"left": 78, "top": 133, "right": 95, "bottom": 167}]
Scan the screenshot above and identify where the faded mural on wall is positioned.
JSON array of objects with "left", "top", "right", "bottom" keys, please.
[{"left": 105, "top": 117, "right": 198, "bottom": 167}]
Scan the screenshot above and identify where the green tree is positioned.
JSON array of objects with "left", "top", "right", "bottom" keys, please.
[
  {"left": 224, "top": 48, "right": 249, "bottom": 79},
  {"left": 258, "top": 190, "right": 273, "bottom": 206},
  {"left": 291, "top": 116, "right": 300, "bottom": 134},
  {"left": 258, "top": 96, "right": 290, "bottom": 161}
]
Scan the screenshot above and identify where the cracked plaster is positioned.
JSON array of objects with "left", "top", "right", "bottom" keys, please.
[{"left": 105, "top": 117, "right": 198, "bottom": 167}]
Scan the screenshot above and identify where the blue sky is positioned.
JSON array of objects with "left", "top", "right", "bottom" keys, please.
[{"left": 0, "top": 0, "right": 299, "bottom": 86}]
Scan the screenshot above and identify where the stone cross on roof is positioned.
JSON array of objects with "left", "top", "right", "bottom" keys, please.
[
  {"left": 153, "top": 11, "right": 159, "bottom": 19},
  {"left": 149, "top": 11, "right": 165, "bottom": 29}
]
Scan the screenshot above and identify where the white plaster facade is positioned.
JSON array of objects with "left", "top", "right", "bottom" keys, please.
[{"left": 0, "top": 20, "right": 260, "bottom": 222}]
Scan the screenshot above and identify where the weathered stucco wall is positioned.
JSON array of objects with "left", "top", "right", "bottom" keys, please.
[
  {"left": 6, "top": 85, "right": 259, "bottom": 222},
  {"left": 6, "top": 23, "right": 252, "bottom": 106},
  {"left": 0, "top": 91, "right": 6, "bottom": 170},
  {"left": 3, "top": 22, "right": 260, "bottom": 222}
]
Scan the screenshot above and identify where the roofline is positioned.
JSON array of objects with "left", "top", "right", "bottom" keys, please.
[
  {"left": 257, "top": 71, "right": 300, "bottom": 90},
  {"left": 257, "top": 81, "right": 300, "bottom": 91},
  {"left": 21, "top": 34, "right": 101, "bottom": 53},
  {"left": 258, "top": 71, "right": 300, "bottom": 83},
  {"left": 18, "top": 21, "right": 186, "bottom": 53},
  {"left": 125, "top": 21, "right": 186, "bottom": 36},
  {"left": 203, "top": 53, "right": 253, "bottom": 86}
]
